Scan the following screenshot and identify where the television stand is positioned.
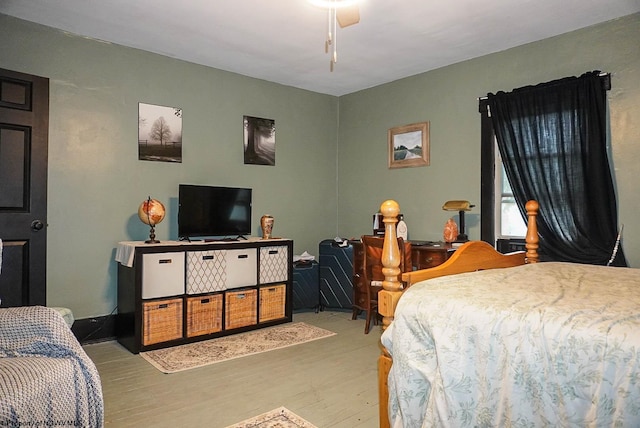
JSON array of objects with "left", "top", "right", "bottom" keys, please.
[{"left": 115, "top": 238, "right": 293, "bottom": 353}]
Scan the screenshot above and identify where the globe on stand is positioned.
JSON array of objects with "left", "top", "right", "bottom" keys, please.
[{"left": 138, "top": 197, "right": 166, "bottom": 244}]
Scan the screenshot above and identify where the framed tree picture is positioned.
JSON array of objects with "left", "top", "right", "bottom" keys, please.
[
  {"left": 243, "top": 116, "right": 275, "bottom": 166},
  {"left": 388, "top": 121, "right": 430, "bottom": 169},
  {"left": 138, "top": 102, "right": 183, "bottom": 163}
]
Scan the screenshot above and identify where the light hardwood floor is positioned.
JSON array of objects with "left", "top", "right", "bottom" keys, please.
[{"left": 83, "top": 310, "right": 382, "bottom": 427}]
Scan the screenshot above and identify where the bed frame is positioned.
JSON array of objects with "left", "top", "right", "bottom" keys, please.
[{"left": 376, "top": 199, "right": 540, "bottom": 428}]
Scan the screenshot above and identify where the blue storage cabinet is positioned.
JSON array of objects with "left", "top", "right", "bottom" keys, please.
[
  {"left": 318, "top": 239, "right": 354, "bottom": 309},
  {"left": 292, "top": 261, "right": 319, "bottom": 311}
]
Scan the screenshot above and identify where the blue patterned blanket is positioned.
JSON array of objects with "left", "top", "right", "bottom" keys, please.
[{"left": 0, "top": 306, "right": 104, "bottom": 427}]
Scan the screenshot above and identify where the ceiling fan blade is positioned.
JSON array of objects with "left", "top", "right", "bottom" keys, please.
[{"left": 336, "top": 5, "right": 360, "bottom": 28}]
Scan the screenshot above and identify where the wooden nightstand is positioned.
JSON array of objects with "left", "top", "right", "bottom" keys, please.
[{"left": 410, "top": 242, "right": 455, "bottom": 269}]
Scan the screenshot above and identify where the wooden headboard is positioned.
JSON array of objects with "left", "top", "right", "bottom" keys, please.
[{"left": 376, "top": 199, "right": 540, "bottom": 427}]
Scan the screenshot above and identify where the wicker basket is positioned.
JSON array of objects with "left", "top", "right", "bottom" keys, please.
[
  {"left": 143, "top": 298, "right": 183, "bottom": 345},
  {"left": 259, "top": 284, "right": 286, "bottom": 322},
  {"left": 225, "top": 288, "right": 257, "bottom": 329},
  {"left": 187, "top": 294, "right": 223, "bottom": 337}
]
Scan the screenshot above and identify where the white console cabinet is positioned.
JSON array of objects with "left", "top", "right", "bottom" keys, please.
[{"left": 116, "top": 238, "right": 293, "bottom": 353}]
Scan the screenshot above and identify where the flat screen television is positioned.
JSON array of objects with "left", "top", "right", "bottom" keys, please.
[{"left": 178, "top": 184, "right": 252, "bottom": 239}]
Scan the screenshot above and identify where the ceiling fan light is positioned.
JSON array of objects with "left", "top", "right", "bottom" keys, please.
[
  {"left": 311, "top": 0, "right": 361, "bottom": 72},
  {"left": 308, "top": 0, "right": 361, "bottom": 9}
]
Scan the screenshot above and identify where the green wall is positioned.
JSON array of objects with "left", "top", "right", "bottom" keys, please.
[
  {"left": 338, "top": 13, "right": 640, "bottom": 268},
  {"left": 1, "top": 14, "right": 339, "bottom": 318},
  {"left": 1, "top": 13, "right": 638, "bottom": 319}
]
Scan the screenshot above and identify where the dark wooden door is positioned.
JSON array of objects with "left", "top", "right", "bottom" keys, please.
[{"left": 0, "top": 68, "right": 49, "bottom": 307}]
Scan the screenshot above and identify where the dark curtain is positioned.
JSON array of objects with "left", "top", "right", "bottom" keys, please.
[{"left": 487, "top": 71, "right": 627, "bottom": 266}]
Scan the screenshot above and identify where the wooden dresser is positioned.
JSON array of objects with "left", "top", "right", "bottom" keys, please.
[{"left": 352, "top": 240, "right": 455, "bottom": 315}]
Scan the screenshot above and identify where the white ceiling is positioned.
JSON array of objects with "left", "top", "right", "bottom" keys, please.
[{"left": 2, "top": 0, "right": 639, "bottom": 96}]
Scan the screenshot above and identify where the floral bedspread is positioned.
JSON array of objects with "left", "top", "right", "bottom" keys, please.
[{"left": 381, "top": 262, "right": 640, "bottom": 428}]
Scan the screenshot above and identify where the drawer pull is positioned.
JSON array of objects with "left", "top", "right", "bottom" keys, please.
[
  {"left": 268, "top": 250, "right": 278, "bottom": 255},
  {"left": 158, "top": 304, "right": 168, "bottom": 309},
  {"left": 201, "top": 298, "right": 210, "bottom": 304},
  {"left": 158, "top": 259, "right": 172, "bottom": 264},
  {"left": 237, "top": 254, "right": 248, "bottom": 259},
  {"left": 236, "top": 293, "right": 246, "bottom": 299},
  {"left": 423, "top": 257, "right": 433, "bottom": 263},
  {"left": 202, "top": 255, "right": 214, "bottom": 260}
]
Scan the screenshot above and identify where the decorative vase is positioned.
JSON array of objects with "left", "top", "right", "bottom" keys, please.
[
  {"left": 260, "top": 215, "right": 274, "bottom": 239},
  {"left": 443, "top": 218, "right": 458, "bottom": 243}
]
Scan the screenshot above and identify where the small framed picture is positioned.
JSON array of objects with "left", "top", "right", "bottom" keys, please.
[{"left": 388, "top": 121, "right": 430, "bottom": 169}]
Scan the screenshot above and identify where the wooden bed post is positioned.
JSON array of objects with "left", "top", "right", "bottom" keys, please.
[
  {"left": 377, "top": 200, "right": 403, "bottom": 331},
  {"left": 377, "top": 200, "right": 402, "bottom": 428},
  {"left": 525, "top": 200, "right": 539, "bottom": 264}
]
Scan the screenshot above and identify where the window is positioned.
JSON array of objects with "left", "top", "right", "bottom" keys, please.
[
  {"left": 479, "top": 102, "right": 528, "bottom": 246},
  {"left": 480, "top": 72, "right": 625, "bottom": 266},
  {"left": 481, "top": 107, "right": 549, "bottom": 244},
  {"left": 494, "top": 145, "right": 526, "bottom": 238}
]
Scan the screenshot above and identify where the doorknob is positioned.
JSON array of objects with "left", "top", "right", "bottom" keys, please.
[{"left": 31, "top": 220, "right": 45, "bottom": 231}]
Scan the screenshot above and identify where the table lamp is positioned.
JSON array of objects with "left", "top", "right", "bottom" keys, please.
[{"left": 442, "top": 200, "right": 474, "bottom": 242}]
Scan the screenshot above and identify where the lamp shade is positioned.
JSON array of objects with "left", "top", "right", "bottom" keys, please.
[{"left": 442, "top": 200, "right": 472, "bottom": 211}]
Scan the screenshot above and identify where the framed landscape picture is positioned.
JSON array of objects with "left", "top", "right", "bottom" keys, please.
[
  {"left": 388, "top": 121, "right": 430, "bottom": 169},
  {"left": 138, "top": 102, "right": 183, "bottom": 163}
]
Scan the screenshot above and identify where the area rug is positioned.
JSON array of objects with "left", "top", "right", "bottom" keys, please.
[
  {"left": 140, "top": 322, "right": 336, "bottom": 373},
  {"left": 224, "top": 406, "right": 318, "bottom": 428}
]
